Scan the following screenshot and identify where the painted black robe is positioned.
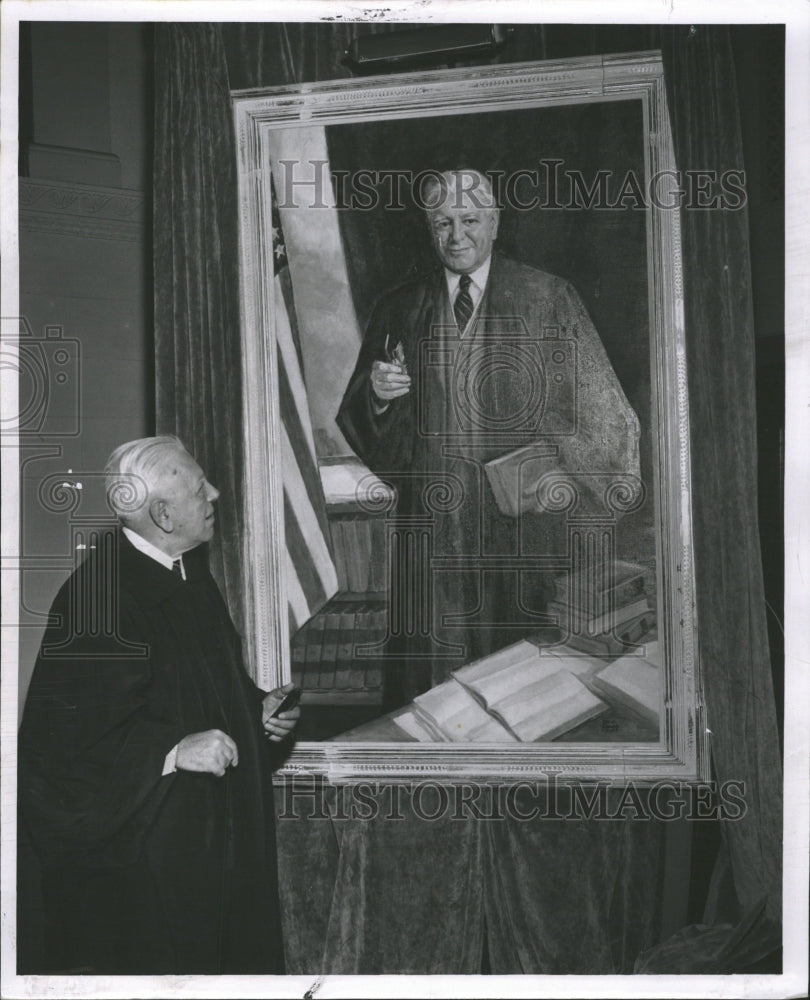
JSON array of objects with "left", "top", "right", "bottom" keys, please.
[
  {"left": 337, "top": 253, "right": 640, "bottom": 706},
  {"left": 18, "top": 532, "right": 284, "bottom": 974}
]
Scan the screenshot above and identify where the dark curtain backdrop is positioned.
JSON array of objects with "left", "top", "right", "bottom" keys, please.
[
  {"left": 153, "top": 26, "right": 246, "bottom": 630},
  {"left": 153, "top": 22, "right": 782, "bottom": 974}
]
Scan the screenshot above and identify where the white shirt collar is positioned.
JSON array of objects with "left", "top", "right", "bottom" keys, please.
[
  {"left": 444, "top": 256, "right": 492, "bottom": 308},
  {"left": 122, "top": 526, "right": 186, "bottom": 580}
]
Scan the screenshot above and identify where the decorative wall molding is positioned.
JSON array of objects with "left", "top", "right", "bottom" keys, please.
[{"left": 19, "top": 178, "right": 145, "bottom": 243}]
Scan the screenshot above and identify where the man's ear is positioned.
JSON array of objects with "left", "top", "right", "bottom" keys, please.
[
  {"left": 490, "top": 209, "right": 500, "bottom": 241},
  {"left": 149, "top": 497, "right": 173, "bottom": 534}
]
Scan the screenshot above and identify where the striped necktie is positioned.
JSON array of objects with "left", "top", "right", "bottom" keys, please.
[
  {"left": 454, "top": 273, "right": 474, "bottom": 332},
  {"left": 172, "top": 558, "right": 183, "bottom": 578}
]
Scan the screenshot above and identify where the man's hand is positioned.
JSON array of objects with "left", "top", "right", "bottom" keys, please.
[
  {"left": 262, "top": 682, "right": 301, "bottom": 742},
  {"left": 176, "top": 729, "right": 239, "bottom": 777},
  {"left": 371, "top": 360, "right": 411, "bottom": 401}
]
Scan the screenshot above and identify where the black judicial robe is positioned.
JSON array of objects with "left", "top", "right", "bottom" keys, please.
[
  {"left": 337, "top": 253, "right": 640, "bottom": 705},
  {"left": 18, "top": 533, "right": 284, "bottom": 974}
]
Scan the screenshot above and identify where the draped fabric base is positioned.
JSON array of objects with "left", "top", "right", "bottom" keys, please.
[
  {"left": 275, "top": 786, "right": 665, "bottom": 974},
  {"left": 153, "top": 22, "right": 782, "bottom": 975},
  {"left": 481, "top": 790, "right": 666, "bottom": 974}
]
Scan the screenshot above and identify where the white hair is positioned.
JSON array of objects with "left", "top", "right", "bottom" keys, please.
[
  {"left": 421, "top": 169, "right": 497, "bottom": 212},
  {"left": 104, "top": 435, "right": 187, "bottom": 520}
]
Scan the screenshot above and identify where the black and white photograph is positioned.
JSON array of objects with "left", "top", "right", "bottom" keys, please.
[{"left": 1, "top": 2, "right": 807, "bottom": 997}]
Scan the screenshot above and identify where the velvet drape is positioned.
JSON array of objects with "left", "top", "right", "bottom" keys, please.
[
  {"left": 153, "top": 24, "right": 246, "bottom": 631},
  {"left": 153, "top": 22, "right": 782, "bottom": 975},
  {"left": 274, "top": 784, "right": 666, "bottom": 973},
  {"left": 635, "top": 27, "right": 783, "bottom": 971}
]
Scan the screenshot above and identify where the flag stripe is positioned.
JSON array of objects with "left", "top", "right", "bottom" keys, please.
[
  {"left": 283, "top": 488, "right": 328, "bottom": 614},
  {"left": 277, "top": 350, "right": 333, "bottom": 544},
  {"left": 285, "top": 554, "right": 311, "bottom": 632},
  {"left": 281, "top": 426, "right": 336, "bottom": 591},
  {"left": 272, "top": 180, "right": 339, "bottom": 634},
  {"left": 278, "top": 265, "right": 306, "bottom": 374},
  {"left": 275, "top": 273, "right": 317, "bottom": 464}
]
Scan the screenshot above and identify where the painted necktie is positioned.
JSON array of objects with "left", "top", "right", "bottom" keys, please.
[{"left": 454, "top": 273, "right": 474, "bottom": 332}]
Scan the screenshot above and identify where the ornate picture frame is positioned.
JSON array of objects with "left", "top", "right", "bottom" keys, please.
[{"left": 232, "top": 51, "right": 708, "bottom": 784}]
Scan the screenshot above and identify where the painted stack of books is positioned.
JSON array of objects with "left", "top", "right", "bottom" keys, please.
[
  {"left": 588, "top": 639, "right": 661, "bottom": 728},
  {"left": 548, "top": 559, "right": 654, "bottom": 657},
  {"left": 290, "top": 597, "right": 387, "bottom": 705}
]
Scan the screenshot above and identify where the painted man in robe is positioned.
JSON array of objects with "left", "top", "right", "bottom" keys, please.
[{"left": 337, "top": 169, "right": 641, "bottom": 707}]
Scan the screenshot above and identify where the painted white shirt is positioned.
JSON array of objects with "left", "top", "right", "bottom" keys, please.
[
  {"left": 373, "top": 256, "right": 493, "bottom": 416},
  {"left": 444, "top": 255, "right": 492, "bottom": 335}
]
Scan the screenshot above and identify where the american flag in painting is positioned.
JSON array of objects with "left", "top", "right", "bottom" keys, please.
[{"left": 271, "top": 189, "right": 338, "bottom": 633}]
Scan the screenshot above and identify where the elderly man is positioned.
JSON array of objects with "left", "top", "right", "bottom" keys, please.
[
  {"left": 337, "top": 169, "right": 640, "bottom": 706},
  {"left": 18, "top": 436, "right": 298, "bottom": 974}
]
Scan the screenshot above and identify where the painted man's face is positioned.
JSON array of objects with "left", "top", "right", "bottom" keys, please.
[{"left": 426, "top": 184, "right": 499, "bottom": 275}]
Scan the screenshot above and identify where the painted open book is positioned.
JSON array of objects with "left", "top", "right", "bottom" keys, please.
[{"left": 392, "top": 640, "right": 610, "bottom": 742}]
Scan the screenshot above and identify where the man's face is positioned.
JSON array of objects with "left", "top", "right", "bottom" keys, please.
[
  {"left": 426, "top": 184, "right": 499, "bottom": 274},
  {"left": 157, "top": 448, "right": 220, "bottom": 554}
]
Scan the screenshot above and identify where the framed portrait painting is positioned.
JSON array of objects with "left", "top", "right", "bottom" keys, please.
[{"left": 232, "top": 51, "right": 708, "bottom": 784}]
